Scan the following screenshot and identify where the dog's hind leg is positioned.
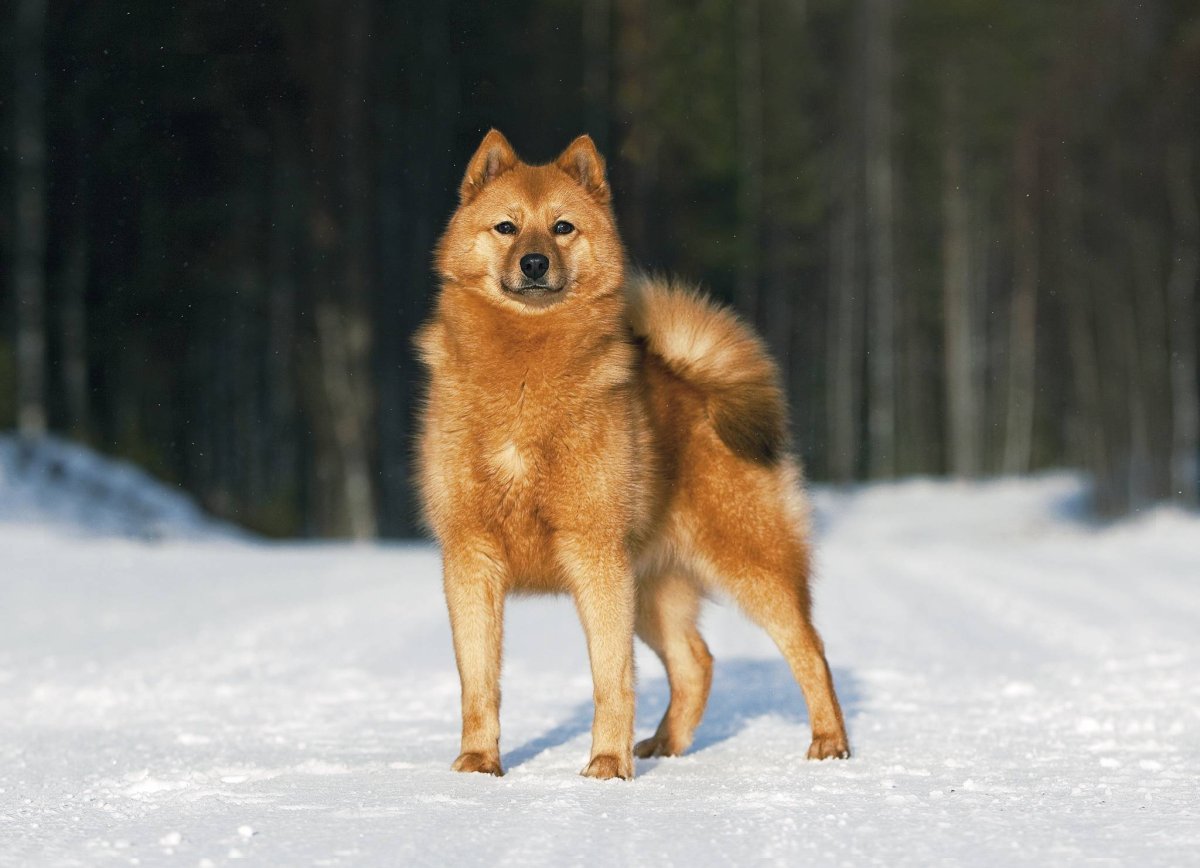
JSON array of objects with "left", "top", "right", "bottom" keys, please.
[
  {"left": 692, "top": 525, "right": 850, "bottom": 761},
  {"left": 634, "top": 570, "right": 713, "bottom": 758},
  {"left": 758, "top": 588, "right": 850, "bottom": 761}
]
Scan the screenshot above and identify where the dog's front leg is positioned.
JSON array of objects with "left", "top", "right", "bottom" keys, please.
[
  {"left": 443, "top": 542, "right": 506, "bottom": 776},
  {"left": 561, "top": 536, "right": 636, "bottom": 780}
]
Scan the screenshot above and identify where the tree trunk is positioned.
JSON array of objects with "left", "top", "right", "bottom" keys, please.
[
  {"left": 1127, "top": 222, "right": 1168, "bottom": 506},
  {"left": 300, "top": 0, "right": 378, "bottom": 539},
  {"left": 941, "top": 66, "right": 979, "bottom": 478},
  {"left": 267, "top": 109, "right": 300, "bottom": 516},
  {"left": 1059, "top": 169, "right": 1110, "bottom": 511},
  {"left": 338, "top": 0, "right": 377, "bottom": 539},
  {"left": 14, "top": 0, "right": 48, "bottom": 437},
  {"left": 61, "top": 174, "right": 90, "bottom": 440},
  {"left": 736, "top": 0, "right": 764, "bottom": 327},
  {"left": 1165, "top": 141, "right": 1200, "bottom": 506},
  {"left": 827, "top": 5, "right": 864, "bottom": 484},
  {"left": 583, "top": 0, "right": 611, "bottom": 153},
  {"left": 827, "top": 137, "right": 863, "bottom": 482},
  {"left": 614, "top": 0, "right": 657, "bottom": 262},
  {"left": 973, "top": 199, "right": 996, "bottom": 471},
  {"left": 1002, "top": 120, "right": 1039, "bottom": 475},
  {"left": 761, "top": 0, "right": 810, "bottom": 425},
  {"left": 863, "top": 0, "right": 896, "bottom": 477}
]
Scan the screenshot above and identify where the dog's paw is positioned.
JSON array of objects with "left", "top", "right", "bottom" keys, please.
[
  {"left": 806, "top": 733, "right": 851, "bottom": 761},
  {"left": 451, "top": 752, "right": 504, "bottom": 776},
  {"left": 634, "top": 734, "right": 688, "bottom": 759},
  {"left": 581, "top": 753, "right": 633, "bottom": 780}
]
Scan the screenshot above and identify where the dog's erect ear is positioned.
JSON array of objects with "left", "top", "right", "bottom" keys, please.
[
  {"left": 460, "top": 129, "right": 519, "bottom": 204},
  {"left": 554, "top": 135, "right": 609, "bottom": 204}
]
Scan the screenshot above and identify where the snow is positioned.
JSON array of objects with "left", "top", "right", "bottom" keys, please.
[
  {"left": 2, "top": 447, "right": 1198, "bottom": 866},
  {"left": 0, "top": 435, "right": 235, "bottom": 541}
]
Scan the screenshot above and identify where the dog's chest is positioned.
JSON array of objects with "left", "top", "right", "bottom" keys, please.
[
  {"left": 480, "top": 435, "right": 540, "bottom": 498},
  {"left": 470, "top": 421, "right": 561, "bottom": 569},
  {"left": 462, "top": 381, "right": 555, "bottom": 504}
]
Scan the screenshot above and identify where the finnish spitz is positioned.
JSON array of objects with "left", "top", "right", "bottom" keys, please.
[{"left": 416, "top": 130, "right": 849, "bottom": 780}]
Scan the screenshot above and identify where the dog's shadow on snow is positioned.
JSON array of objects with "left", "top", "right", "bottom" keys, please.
[{"left": 502, "top": 659, "right": 862, "bottom": 772}]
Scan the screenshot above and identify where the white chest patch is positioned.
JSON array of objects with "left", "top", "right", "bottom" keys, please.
[{"left": 490, "top": 440, "right": 528, "bottom": 482}]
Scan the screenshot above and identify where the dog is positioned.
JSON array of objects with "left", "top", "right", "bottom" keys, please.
[{"left": 415, "top": 130, "right": 849, "bottom": 780}]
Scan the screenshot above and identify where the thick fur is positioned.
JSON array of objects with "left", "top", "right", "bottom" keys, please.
[
  {"left": 626, "top": 274, "right": 787, "bottom": 465},
  {"left": 416, "top": 130, "right": 849, "bottom": 780}
]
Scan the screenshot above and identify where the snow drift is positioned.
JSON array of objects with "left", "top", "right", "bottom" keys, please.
[{"left": 0, "top": 434, "right": 234, "bottom": 541}]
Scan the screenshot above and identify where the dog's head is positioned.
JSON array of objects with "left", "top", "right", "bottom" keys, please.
[{"left": 435, "top": 130, "right": 624, "bottom": 311}]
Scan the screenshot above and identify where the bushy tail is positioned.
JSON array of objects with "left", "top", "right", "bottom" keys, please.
[{"left": 626, "top": 273, "right": 787, "bottom": 464}]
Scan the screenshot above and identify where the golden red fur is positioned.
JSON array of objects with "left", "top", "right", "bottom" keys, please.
[{"left": 415, "top": 130, "right": 849, "bottom": 780}]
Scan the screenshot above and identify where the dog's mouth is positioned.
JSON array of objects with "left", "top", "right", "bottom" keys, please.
[{"left": 501, "top": 279, "right": 566, "bottom": 298}]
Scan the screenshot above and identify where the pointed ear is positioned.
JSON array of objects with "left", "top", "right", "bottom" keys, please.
[
  {"left": 555, "top": 135, "right": 609, "bottom": 204},
  {"left": 460, "top": 129, "right": 519, "bottom": 203}
]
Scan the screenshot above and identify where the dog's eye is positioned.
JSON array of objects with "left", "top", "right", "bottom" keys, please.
[
  {"left": 494, "top": 221, "right": 517, "bottom": 235},
  {"left": 553, "top": 220, "right": 575, "bottom": 235}
]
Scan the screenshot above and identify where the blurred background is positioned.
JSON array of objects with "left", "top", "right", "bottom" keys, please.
[{"left": 1, "top": 0, "right": 1197, "bottom": 538}]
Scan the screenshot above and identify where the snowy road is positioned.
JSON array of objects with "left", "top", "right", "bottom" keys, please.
[{"left": 1, "top": 473, "right": 1198, "bottom": 866}]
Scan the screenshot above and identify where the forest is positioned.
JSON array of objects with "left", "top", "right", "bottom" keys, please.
[{"left": 3, "top": 0, "right": 1199, "bottom": 537}]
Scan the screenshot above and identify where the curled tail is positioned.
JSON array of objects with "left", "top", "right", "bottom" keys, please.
[{"left": 626, "top": 273, "right": 787, "bottom": 464}]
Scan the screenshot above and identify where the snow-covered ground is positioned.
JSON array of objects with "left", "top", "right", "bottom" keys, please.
[{"left": 2, "top": 441, "right": 1198, "bottom": 866}]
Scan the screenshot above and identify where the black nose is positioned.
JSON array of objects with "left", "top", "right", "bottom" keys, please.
[{"left": 520, "top": 253, "right": 549, "bottom": 281}]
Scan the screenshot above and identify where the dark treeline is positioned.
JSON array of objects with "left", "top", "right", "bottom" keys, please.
[{"left": 2, "top": 0, "right": 1198, "bottom": 536}]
